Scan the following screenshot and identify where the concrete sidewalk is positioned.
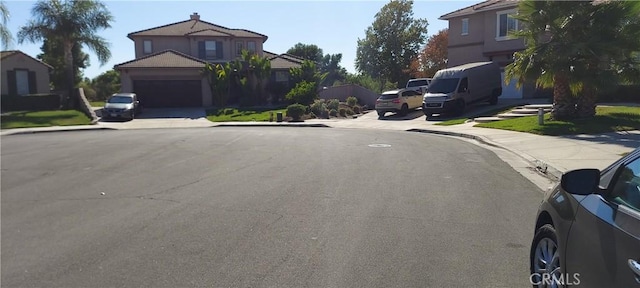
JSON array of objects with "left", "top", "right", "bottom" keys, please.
[{"left": 2, "top": 110, "right": 638, "bottom": 180}]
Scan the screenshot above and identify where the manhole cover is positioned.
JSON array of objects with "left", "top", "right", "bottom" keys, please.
[{"left": 368, "top": 144, "right": 391, "bottom": 148}]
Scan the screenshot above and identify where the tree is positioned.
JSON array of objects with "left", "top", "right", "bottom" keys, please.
[
  {"left": 0, "top": 1, "right": 12, "bottom": 49},
  {"left": 91, "top": 69, "right": 120, "bottom": 101},
  {"left": 506, "top": 0, "right": 640, "bottom": 120},
  {"left": 38, "top": 38, "right": 90, "bottom": 90},
  {"left": 202, "top": 63, "right": 230, "bottom": 107},
  {"left": 356, "top": 0, "right": 428, "bottom": 90},
  {"left": 18, "top": 0, "right": 113, "bottom": 108},
  {"left": 286, "top": 43, "right": 324, "bottom": 63},
  {"left": 319, "top": 53, "right": 347, "bottom": 87},
  {"left": 409, "top": 29, "right": 448, "bottom": 78},
  {"left": 290, "top": 60, "right": 327, "bottom": 90},
  {"left": 287, "top": 43, "right": 347, "bottom": 87}
]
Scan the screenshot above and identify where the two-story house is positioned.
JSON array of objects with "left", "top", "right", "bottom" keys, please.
[
  {"left": 440, "top": 0, "right": 543, "bottom": 99},
  {"left": 114, "top": 13, "right": 301, "bottom": 108}
]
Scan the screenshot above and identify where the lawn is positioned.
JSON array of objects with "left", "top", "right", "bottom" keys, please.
[
  {"left": 475, "top": 106, "right": 640, "bottom": 135},
  {"left": 206, "top": 107, "right": 287, "bottom": 122},
  {"left": 90, "top": 101, "right": 105, "bottom": 107},
  {"left": 434, "top": 105, "right": 519, "bottom": 126},
  {"left": 1, "top": 110, "right": 92, "bottom": 129}
]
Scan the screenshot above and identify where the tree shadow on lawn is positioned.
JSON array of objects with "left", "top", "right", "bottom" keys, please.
[{"left": 556, "top": 113, "right": 640, "bottom": 149}]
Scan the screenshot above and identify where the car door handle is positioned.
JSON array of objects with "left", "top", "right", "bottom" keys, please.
[{"left": 629, "top": 259, "right": 640, "bottom": 283}]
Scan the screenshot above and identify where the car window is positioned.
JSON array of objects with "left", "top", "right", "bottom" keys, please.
[
  {"left": 407, "top": 80, "right": 428, "bottom": 87},
  {"left": 108, "top": 96, "right": 133, "bottom": 103},
  {"left": 608, "top": 157, "right": 640, "bottom": 212},
  {"left": 379, "top": 94, "right": 398, "bottom": 100},
  {"left": 458, "top": 77, "right": 468, "bottom": 92}
]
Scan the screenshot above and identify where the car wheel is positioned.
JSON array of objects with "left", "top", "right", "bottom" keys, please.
[
  {"left": 400, "top": 104, "right": 409, "bottom": 116},
  {"left": 530, "top": 224, "right": 561, "bottom": 288},
  {"left": 377, "top": 111, "right": 385, "bottom": 118}
]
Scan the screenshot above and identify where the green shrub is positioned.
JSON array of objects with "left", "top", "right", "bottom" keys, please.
[
  {"left": 339, "top": 108, "right": 347, "bottom": 117},
  {"left": 346, "top": 108, "right": 354, "bottom": 116},
  {"left": 287, "top": 104, "right": 306, "bottom": 121},
  {"left": 327, "top": 99, "right": 340, "bottom": 111},
  {"left": 285, "top": 81, "right": 317, "bottom": 105},
  {"left": 353, "top": 105, "right": 361, "bottom": 114},
  {"left": 310, "top": 99, "right": 327, "bottom": 116},
  {"left": 321, "top": 108, "right": 330, "bottom": 119},
  {"left": 346, "top": 96, "right": 358, "bottom": 107},
  {"left": 329, "top": 108, "right": 338, "bottom": 117},
  {"left": 224, "top": 108, "right": 235, "bottom": 115}
]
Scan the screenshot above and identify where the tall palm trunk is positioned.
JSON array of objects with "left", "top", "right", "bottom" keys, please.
[
  {"left": 576, "top": 85, "right": 597, "bottom": 118},
  {"left": 551, "top": 73, "right": 575, "bottom": 120},
  {"left": 64, "top": 40, "right": 75, "bottom": 109}
]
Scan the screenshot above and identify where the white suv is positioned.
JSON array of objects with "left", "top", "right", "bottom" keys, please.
[{"left": 375, "top": 89, "right": 423, "bottom": 118}]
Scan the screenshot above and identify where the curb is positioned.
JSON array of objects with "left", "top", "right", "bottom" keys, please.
[
  {"left": 406, "top": 128, "right": 562, "bottom": 181},
  {"left": 1, "top": 126, "right": 117, "bottom": 136},
  {"left": 214, "top": 123, "right": 331, "bottom": 128}
]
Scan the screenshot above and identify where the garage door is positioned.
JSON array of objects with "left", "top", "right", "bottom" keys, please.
[
  {"left": 500, "top": 72, "right": 523, "bottom": 99},
  {"left": 133, "top": 80, "right": 202, "bottom": 108}
]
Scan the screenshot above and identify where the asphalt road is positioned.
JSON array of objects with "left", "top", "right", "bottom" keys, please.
[{"left": 2, "top": 127, "right": 543, "bottom": 287}]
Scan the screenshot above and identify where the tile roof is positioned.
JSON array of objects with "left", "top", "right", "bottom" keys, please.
[
  {"left": 278, "top": 53, "right": 306, "bottom": 63},
  {"left": 0, "top": 50, "right": 53, "bottom": 69},
  {"left": 186, "top": 29, "right": 233, "bottom": 37},
  {"left": 269, "top": 55, "right": 303, "bottom": 70},
  {"left": 128, "top": 18, "right": 268, "bottom": 42},
  {"left": 439, "top": 0, "right": 519, "bottom": 20},
  {"left": 114, "top": 49, "right": 206, "bottom": 69},
  {"left": 263, "top": 50, "right": 278, "bottom": 59}
]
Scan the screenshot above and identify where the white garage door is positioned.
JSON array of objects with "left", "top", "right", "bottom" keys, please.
[{"left": 501, "top": 71, "right": 523, "bottom": 99}]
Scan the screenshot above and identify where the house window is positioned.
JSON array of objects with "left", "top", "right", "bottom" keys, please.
[
  {"left": 496, "top": 10, "right": 518, "bottom": 40},
  {"left": 275, "top": 71, "right": 288, "bottom": 82},
  {"left": 205, "top": 40, "right": 217, "bottom": 60},
  {"left": 461, "top": 18, "right": 469, "bottom": 35},
  {"left": 16, "top": 70, "right": 30, "bottom": 95},
  {"left": 143, "top": 40, "right": 152, "bottom": 54},
  {"left": 236, "top": 41, "right": 243, "bottom": 56},
  {"left": 247, "top": 41, "right": 256, "bottom": 53}
]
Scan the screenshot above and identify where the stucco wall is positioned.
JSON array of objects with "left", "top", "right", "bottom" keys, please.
[
  {"left": 133, "top": 36, "right": 264, "bottom": 62},
  {"left": 119, "top": 68, "right": 212, "bottom": 106},
  {"left": 134, "top": 37, "right": 191, "bottom": 58},
  {"left": 447, "top": 44, "right": 488, "bottom": 67},
  {"left": 448, "top": 13, "right": 484, "bottom": 47},
  {"left": 1, "top": 54, "right": 50, "bottom": 95}
]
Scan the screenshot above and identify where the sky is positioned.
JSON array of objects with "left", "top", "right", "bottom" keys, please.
[{"left": 3, "top": 0, "right": 477, "bottom": 79}]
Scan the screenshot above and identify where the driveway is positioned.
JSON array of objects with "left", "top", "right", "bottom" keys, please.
[{"left": 96, "top": 107, "right": 213, "bottom": 129}]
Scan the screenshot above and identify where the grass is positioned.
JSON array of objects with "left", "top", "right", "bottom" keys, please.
[
  {"left": 1, "top": 110, "right": 92, "bottom": 129},
  {"left": 90, "top": 101, "right": 105, "bottom": 107},
  {"left": 206, "top": 107, "right": 287, "bottom": 122},
  {"left": 475, "top": 106, "right": 640, "bottom": 135},
  {"left": 434, "top": 105, "right": 518, "bottom": 126}
]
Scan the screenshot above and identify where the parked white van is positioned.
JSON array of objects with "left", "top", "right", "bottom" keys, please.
[
  {"left": 422, "top": 62, "right": 502, "bottom": 118},
  {"left": 406, "top": 78, "right": 432, "bottom": 95}
]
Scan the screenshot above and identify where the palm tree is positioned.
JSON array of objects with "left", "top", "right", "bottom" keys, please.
[
  {"left": 507, "top": 0, "right": 640, "bottom": 120},
  {"left": 506, "top": 1, "right": 585, "bottom": 120},
  {"left": 17, "top": 0, "right": 113, "bottom": 108},
  {"left": 0, "top": 1, "right": 12, "bottom": 49},
  {"left": 249, "top": 53, "right": 271, "bottom": 105}
]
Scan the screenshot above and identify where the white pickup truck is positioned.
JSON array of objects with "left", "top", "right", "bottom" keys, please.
[{"left": 406, "top": 78, "right": 432, "bottom": 95}]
